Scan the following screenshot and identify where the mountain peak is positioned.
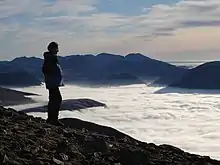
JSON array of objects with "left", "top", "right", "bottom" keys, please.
[
  {"left": 12, "top": 56, "right": 41, "bottom": 62},
  {"left": 97, "top": 53, "right": 121, "bottom": 57},
  {"left": 126, "top": 53, "right": 144, "bottom": 56},
  {"left": 125, "top": 53, "right": 151, "bottom": 61}
]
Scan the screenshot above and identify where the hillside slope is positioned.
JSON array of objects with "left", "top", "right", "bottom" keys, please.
[
  {"left": 0, "top": 106, "right": 219, "bottom": 165},
  {"left": 170, "top": 61, "right": 220, "bottom": 89}
]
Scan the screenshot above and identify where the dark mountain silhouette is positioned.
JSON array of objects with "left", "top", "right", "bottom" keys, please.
[
  {"left": 170, "top": 61, "right": 220, "bottom": 89},
  {"left": 9, "top": 56, "right": 43, "bottom": 81},
  {"left": 0, "top": 53, "right": 187, "bottom": 86},
  {"left": 0, "top": 87, "right": 36, "bottom": 106},
  {"left": 0, "top": 71, "right": 42, "bottom": 87},
  {"left": 150, "top": 74, "right": 185, "bottom": 87},
  {"left": 61, "top": 53, "right": 188, "bottom": 86},
  {"left": 93, "top": 73, "right": 146, "bottom": 86},
  {"left": 0, "top": 56, "right": 43, "bottom": 87}
]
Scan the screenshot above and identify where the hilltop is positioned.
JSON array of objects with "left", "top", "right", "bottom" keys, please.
[{"left": 0, "top": 106, "right": 220, "bottom": 165}]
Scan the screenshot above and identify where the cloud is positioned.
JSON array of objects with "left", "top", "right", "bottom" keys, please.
[
  {"left": 1, "top": 0, "right": 220, "bottom": 60},
  {"left": 134, "top": 0, "right": 220, "bottom": 37}
]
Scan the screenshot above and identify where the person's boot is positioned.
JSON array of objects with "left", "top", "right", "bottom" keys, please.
[
  {"left": 46, "top": 109, "right": 63, "bottom": 126},
  {"left": 52, "top": 102, "right": 63, "bottom": 126},
  {"left": 55, "top": 119, "right": 64, "bottom": 126},
  {"left": 46, "top": 118, "right": 64, "bottom": 126},
  {"left": 46, "top": 91, "right": 63, "bottom": 126}
]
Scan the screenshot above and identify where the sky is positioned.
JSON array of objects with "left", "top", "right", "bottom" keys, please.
[{"left": 0, "top": 0, "right": 220, "bottom": 61}]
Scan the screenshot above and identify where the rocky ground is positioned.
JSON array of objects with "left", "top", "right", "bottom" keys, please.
[{"left": 0, "top": 106, "right": 220, "bottom": 165}]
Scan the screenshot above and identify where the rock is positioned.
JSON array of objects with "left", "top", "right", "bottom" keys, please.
[
  {"left": 59, "top": 153, "right": 69, "bottom": 161},
  {"left": 53, "top": 157, "right": 64, "bottom": 165},
  {"left": 2, "top": 154, "right": 20, "bottom": 165},
  {"left": 32, "top": 160, "right": 46, "bottom": 165}
]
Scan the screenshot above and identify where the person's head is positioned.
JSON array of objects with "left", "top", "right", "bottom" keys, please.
[{"left": 47, "top": 41, "right": 59, "bottom": 55}]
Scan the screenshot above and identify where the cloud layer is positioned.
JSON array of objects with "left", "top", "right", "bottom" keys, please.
[{"left": 0, "top": 0, "right": 220, "bottom": 60}]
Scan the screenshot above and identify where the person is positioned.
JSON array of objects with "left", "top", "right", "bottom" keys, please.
[{"left": 42, "top": 41, "right": 64, "bottom": 126}]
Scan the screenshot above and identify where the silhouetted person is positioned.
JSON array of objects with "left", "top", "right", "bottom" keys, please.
[{"left": 42, "top": 42, "right": 64, "bottom": 126}]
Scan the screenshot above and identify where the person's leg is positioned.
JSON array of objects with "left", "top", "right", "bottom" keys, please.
[
  {"left": 47, "top": 87, "right": 63, "bottom": 126},
  {"left": 53, "top": 87, "right": 62, "bottom": 120},
  {"left": 47, "top": 88, "right": 54, "bottom": 122}
]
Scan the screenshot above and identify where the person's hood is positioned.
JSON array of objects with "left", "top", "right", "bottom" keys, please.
[
  {"left": 43, "top": 51, "right": 59, "bottom": 64},
  {"left": 43, "top": 51, "right": 53, "bottom": 60}
]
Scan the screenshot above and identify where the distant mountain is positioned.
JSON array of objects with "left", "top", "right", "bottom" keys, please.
[
  {"left": 0, "top": 56, "right": 43, "bottom": 87},
  {"left": 150, "top": 73, "right": 188, "bottom": 87},
  {"left": 90, "top": 73, "right": 145, "bottom": 86},
  {"left": 170, "top": 61, "right": 220, "bottom": 89},
  {"left": 60, "top": 53, "right": 187, "bottom": 86},
  {"left": 9, "top": 56, "right": 43, "bottom": 81},
  {"left": 0, "top": 71, "right": 42, "bottom": 87},
  {"left": 0, "top": 53, "right": 188, "bottom": 86}
]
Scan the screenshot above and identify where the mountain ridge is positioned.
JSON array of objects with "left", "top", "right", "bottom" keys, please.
[{"left": 0, "top": 53, "right": 188, "bottom": 87}]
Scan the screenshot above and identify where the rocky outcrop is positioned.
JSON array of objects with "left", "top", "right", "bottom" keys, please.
[
  {"left": 21, "top": 98, "right": 107, "bottom": 113},
  {"left": 0, "top": 87, "right": 37, "bottom": 106},
  {"left": 0, "top": 106, "right": 220, "bottom": 165}
]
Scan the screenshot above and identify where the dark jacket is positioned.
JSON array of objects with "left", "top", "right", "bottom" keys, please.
[{"left": 42, "top": 52, "right": 63, "bottom": 89}]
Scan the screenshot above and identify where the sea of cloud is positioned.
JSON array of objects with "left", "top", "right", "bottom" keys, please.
[{"left": 10, "top": 83, "right": 220, "bottom": 160}]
